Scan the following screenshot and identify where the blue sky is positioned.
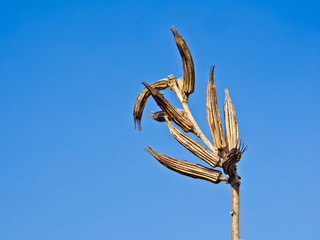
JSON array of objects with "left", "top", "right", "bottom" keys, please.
[{"left": 1, "top": 1, "right": 319, "bottom": 239}]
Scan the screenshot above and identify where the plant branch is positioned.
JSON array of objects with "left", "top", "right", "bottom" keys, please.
[
  {"left": 164, "top": 116, "right": 222, "bottom": 168},
  {"left": 168, "top": 75, "right": 218, "bottom": 155}
]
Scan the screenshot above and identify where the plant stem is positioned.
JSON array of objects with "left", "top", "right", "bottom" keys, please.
[
  {"left": 168, "top": 75, "right": 218, "bottom": 154},
  {"left": 230, "top": 175, "right": 241, "bottom": 240},
  {"left": 181, "top": 101, "right": 216, "bottom": 152}
]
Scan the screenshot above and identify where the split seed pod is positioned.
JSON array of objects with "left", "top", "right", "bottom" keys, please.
[
  {"left": 145, "top": 146, "right": 227, "bottom": 184},
  {"left": 133, "top": 79, "right": 170, "bottom": 130},
  {"left": 170, "top": 26, "right": 195, "bottom": 96},
  {"left": 224, "top": 89, "right": 239, "bottom": 151},
  {"left": 142, "top": 81, "right": 193, "bottom": 132},
  {"left": 165, "top": 118, "right": 221, "bottom": 168},
  {"left": 206, "top": 66, "right": 227, "bottom": 152},
  {"left": 150, "top": 109, "right": 186, "bottom": 122}
]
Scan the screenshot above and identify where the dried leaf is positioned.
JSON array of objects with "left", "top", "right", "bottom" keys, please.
[
  {"left": 145, "top": 146, "right": 227, "bottom": 184},
  {"left": 133, "top": 79, "right": 169, "bottom": 130},
  {"left": 170, "top": 26, "right": 195, "bottom": 96},
  {"left": 142, "top": 82, "right": 193, "bottom": 132},
  {"left": 224, "top": 89, "right": 239, "bottom": 151},
  {"left": 206, "top": 66, "right": 227, "bottom": 151},
  {"left": 165, "top": 119, "right": 221, "bottom": 167},
  {"left": 222, "top": 142, "right": 247, "bottom": 176},
  {"left": 150, "top": 109, "right": 186, "bottom": 122}
]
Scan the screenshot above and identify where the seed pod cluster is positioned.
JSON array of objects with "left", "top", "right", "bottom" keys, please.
[{"left": 133, "top": 26, "right": 246, "bottom": 185}]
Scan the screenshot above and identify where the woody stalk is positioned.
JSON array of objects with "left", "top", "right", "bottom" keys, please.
[{"left": 133, "top": 27, "right": 247, "bottom": 240}]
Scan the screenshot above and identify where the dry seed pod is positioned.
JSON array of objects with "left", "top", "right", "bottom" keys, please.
[
  {"left": 170, "top": 26, "right": 195, "bottom": 96},
  {"left": 142, "top": 81, "right": 193, "bottom": 132},
  {"left": 133, "top": 79, "right": 170, "bottom": 130},
  {"left": 224, "top": 89, "right": 239, "bottom": 151},
  {"left": 206, "top": 66, "right": 227, "bottom": 151},
  {"left": 150, "top": 109, "right": 186, "bottom": 122},
  {"left": 145, "top": 146, "right": 227, "bottom": 184},
  {"left": 165, "top": 119, "right": 221, "bottom": 167}
]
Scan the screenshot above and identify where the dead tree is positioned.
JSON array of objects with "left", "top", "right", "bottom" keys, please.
[{"left": 133, "top": 26, "right": 247, "bottom": 240}]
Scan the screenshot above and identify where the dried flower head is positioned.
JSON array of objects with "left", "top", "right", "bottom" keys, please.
[{"left": 133, "top": 27, "right": 246, "bottom": 184}]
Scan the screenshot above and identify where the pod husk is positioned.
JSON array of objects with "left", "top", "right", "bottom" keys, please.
[
  {"left": 206, "top": 66, "right": 227, "bottom": 151},
  {"left": 145, "top": 146, "right": 227, "bottom": 184},
  {"left": 133, "top": 79, "right": 170, "bottom": 130},
  {"left": 170, "top": 26, "right": 195, "bottom": 96},
  {"left": 224, "top": 89, "right": 239, "bottom": 151},
  {"left": 142, "top": 82, "right": 193, "bottom": 132}
]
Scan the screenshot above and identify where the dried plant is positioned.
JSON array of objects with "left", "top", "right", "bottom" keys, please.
[{"left": 133, "top": 26, "right": 247, "bottom": 240}]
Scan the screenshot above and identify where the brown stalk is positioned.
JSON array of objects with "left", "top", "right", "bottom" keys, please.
[
  {"left": 206, "top": 65, "right": 227, "bottom": 153},
  {"left": 133, "top": 78, "right": 170, "bottom": 130},
  {"left": 224, "top": 143, "right": 246, "bottom": 240},
  {"left": 230, "top": 175, "right": 241, "bottom": 240},
  {"left": 145, "top": 146, "right": 227, "bottom": 184}
]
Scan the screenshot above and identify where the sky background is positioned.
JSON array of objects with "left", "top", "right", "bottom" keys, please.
[{"left": 1, "top": 0, "right": 320, "bottom": 239}]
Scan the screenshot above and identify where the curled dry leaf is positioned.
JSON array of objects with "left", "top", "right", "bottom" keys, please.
[
  {"left": 170, "top": 26, "right": 195, "bottom": 96},
  {"left": 133, "top": 79, "right": 170, "bottom": 130},
  {"left": 222, "top": 142, "right": 247, "bottom": 177},
  {"left": 165, "top": 118, "right": 221, "bottom": 167},
  {"left": 206, "top": 66, "right": 227, "bottom": 152},
  {"left": 224, "top": 89, "right": 239, "bottom": 151},
  {"left": 150, "top": 109, "right": 186, "bottom": 122},
  {"left": 142, "top": 81, "right": 193, "bottom": 132},
  {"left": 145, "top": 146, "right": 227, "bottom": 184}
]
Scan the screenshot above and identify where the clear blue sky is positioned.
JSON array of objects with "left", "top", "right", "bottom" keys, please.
[{"left": 1, "top": 1, "right": 319, "bottom": 239}]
